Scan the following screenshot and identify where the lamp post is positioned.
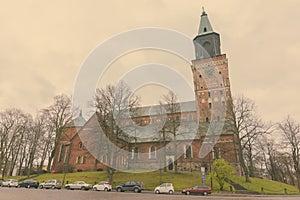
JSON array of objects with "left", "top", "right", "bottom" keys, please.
[{"left": 209, "top": 150, "right": 213, "bottom": 189}]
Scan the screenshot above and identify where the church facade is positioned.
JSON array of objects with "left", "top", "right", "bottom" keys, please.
[{"left": 51, "top": 9, "right": 240, "bottom": 174}]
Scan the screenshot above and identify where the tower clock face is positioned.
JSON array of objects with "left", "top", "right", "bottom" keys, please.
[{"left": 204, "top": 66, "right": 215, "bottom": 77}]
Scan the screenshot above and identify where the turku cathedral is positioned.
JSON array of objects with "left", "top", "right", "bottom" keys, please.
[{"left": 52, "top": 9, "right": 241, "bottom": 174}]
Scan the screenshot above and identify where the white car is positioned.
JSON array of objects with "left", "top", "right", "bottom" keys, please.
[
  {"left": 92, "top": 181, "right": 112, "bottom": 191},
  {"left": 2, "top": 179, "right": 19, "bottom": 187},
  {"left": 154, "top": 183, "right": 174, "bottom": 194},
  {"left": 65, "top": 181, "right": 92, "bottom": 190}
]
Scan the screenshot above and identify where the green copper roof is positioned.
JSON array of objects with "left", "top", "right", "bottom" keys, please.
[{"left": 198, "top": 7, "right": 214, "bottom": 35}]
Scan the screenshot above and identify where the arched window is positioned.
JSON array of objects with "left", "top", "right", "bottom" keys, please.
[
  {"left": 185, "top": 145, "right": 192, "bottom": 159},
  {"left": 168, "top": 159, "right": 173, "bottom": 170},
  {"left": 204, "top": 27, "right": 207, "bottom": 32},
  {"left": 132, "top": 147, "right": 139, "bottom": 160},
  {"left": 213, "top": 147, "right": 221, "bottom": 159},
  {"left": 206, "top": 117, "right": 209, "bottom": 123},
  {"left": 57, "top": 144, "right": 64, "bottom": 162},
  {"left": 79, "top": 142, "right": 83, "bottom": 149},
  {"left": 82, "top": 156, "right": 86, "bottom": 164},
  {"left": 149, "top": 146, "right": 156, "bottom": 159},
  {"left": 76, "top": 156, "right": 81, "bottom": 164}
]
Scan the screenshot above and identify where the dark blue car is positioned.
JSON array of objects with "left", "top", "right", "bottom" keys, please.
[{"left": 18, "top": 179, "right": 39, "bottom": 189}]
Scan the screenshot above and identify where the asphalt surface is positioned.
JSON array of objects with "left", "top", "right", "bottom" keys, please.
[{"left": 1, "top": 187, "right": 300, "bottom": 200}]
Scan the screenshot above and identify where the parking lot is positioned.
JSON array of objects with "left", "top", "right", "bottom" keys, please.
[{"left": 1, "top": 187, "right": 300, "bottom": 200}]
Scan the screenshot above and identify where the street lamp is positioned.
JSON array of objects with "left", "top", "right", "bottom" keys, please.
[{"left": 209, "top": 150, "right": 213, "bottom": 189}]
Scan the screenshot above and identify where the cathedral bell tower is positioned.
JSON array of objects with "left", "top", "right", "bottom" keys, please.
[
  {"left": 193, "top": 8, "right": 221, "bottom": 59},
  {"left": 191, "top": 8, "right": 232, "bottom": 123}
]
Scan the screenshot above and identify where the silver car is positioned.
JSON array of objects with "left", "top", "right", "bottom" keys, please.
[
  {"left": 65, "top": 181, "right": 92, "bottom": 190},
  {"left": 39, "top": 179, "right": 62, "bottom": 189}
]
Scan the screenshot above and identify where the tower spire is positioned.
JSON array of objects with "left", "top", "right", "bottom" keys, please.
[
  {"left": 198, "top": 7, "right": 213, "bottom": 35},
  {"left": 193, "top": 7, "right": 221, "bottom": 59}
]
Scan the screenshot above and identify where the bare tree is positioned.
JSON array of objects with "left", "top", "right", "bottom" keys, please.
[
  {"left": 278, "top": 116, "right": 300, "bottom": 191},
  {"left": 227, "top": 95, "right": 270, "bottom": 182},
  {"left": 94, "top": 82, "right": 139, "bottom": 184},
  {"left": 43, "top": 94, "right": 73, "bottom": 172},
  {"left": 24, "top": 113, "right": 50, "bottom": 177},
  {"left": 0, "top": 109, "right": 32, "bottom": 177},
  {"left": 159, "top": 91, "right": 181, "bottom": 173}
]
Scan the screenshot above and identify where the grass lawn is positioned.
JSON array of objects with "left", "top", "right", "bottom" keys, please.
[
  {"left": 6, "top": 171, "right": 300, "bottom": 194},
  {"left": 231, "top": 176, "right": 299, "bottom": 195}
]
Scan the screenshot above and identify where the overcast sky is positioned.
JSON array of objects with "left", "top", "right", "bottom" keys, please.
[{"left": 0, "top": 0, "right": 299, "bottom": 123}]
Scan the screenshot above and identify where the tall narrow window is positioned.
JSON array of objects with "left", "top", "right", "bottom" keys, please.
[
  {"left": 132, "top": 147, "right": 139, "bottom": 160},
  {"left": 149, "top": 146, "right": 156, "bottom": 159},
  {"left": 76, "top": 156, "right": 81, "bottom": 164},
  {"left": 206, "top": 117, "right": 209, "bottom": 123},
  {"left": 208, "top": 91, "right": 211, "bottom": 97},
  {"left": 222, "top": 101, "right": 226, "bottom": 107},
  {"left": 214, "top": 147, "right": 220, "bottom": 159},
  {"left": 82, "top": 156, "right": 86, "bottom": 164},
  {"left": 185, "top": 145, "right": 192, "bottom": 159},
  {"left": 204, "top": 27, "right": 207, "bottom": 32},
  {"left": 64, "top": 149, "right": 69, "bottom": 163},
  {"left": 58, "top": 144, "right": 64, "bottom": 162},
  {"left": 208, "top": 102, "right": 212, "bottom": 109},
  {"left": 189, "top": 114, "right": 193, "bottom": 121}
]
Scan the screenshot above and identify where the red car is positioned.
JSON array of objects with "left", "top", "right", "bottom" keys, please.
[{"left": 182, "top": 185, "right": 211, "bottom": 195}]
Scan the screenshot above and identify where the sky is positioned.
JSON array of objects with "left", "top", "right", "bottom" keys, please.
[{"left": 0, "top": 0, "right": 299, "bottom": 123}]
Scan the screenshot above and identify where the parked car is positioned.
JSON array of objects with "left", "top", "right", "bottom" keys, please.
[
  {"left": 2, "top": 179, "right": 19, "bottom": 187},
  {"left": 154, "top": 183, "right": 174, "bottom": 194},
  {"left": 92, "top": 181, "right": 111, "bottom": 191},
  {"left": 18, "top": 179, "right": 39, "bottom": 189},
  {"left": 116, "top": 180, "right": 143, "bottom": 193},
  {"left": 65, "top": 181, "right": 92, "bottom": 190},
  {"left": 39, "top": 179, "right": 62, "bottom": 189},
  {"left": 182, "top": 185, "right": 211, "bottom": 195}
]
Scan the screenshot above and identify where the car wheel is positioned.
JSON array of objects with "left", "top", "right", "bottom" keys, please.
[
  {"left": 134, "top": 188, "right": 139, "bottom": 193},
  {"left": 169, "top": 190, "right": 174, "bottom": 194},
  {"left": 155, "top": 190, "right": 160, "bottom": 194},
  {"left": 203, "top": 192, "right": 208, "bottom": 196},
  {"left": 92, "top": 187, "right": 97, "bottom": 191},
  {"left": 104, "top": 187, "right": 108, "bottom": 192},
  {"left": 117, "top": 187, "right": 122, "bottom": 192},
  {"left": 27, "top": 185, "right": 31, "bottom": 189},
  {"left": 186, "top": 191, "right": 191, "bottom": 195}
]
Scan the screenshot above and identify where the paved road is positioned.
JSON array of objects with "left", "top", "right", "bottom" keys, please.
[{"left": 1, "top": 187, "right": 300, "bottom": 200}]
